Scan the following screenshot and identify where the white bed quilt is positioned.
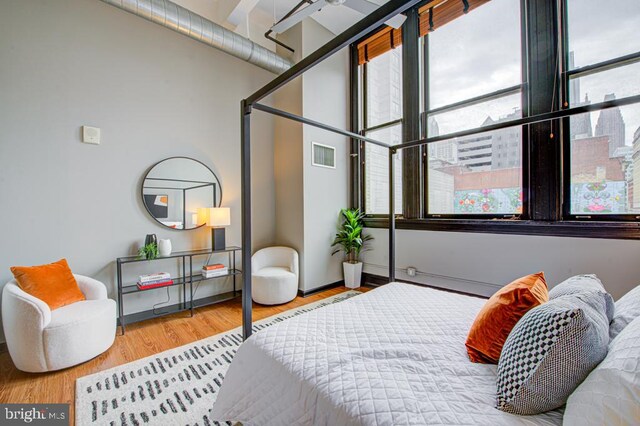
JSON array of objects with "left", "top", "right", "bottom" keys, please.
[{"left": 210, "top": 283, "right": 563, "bottom": 425}]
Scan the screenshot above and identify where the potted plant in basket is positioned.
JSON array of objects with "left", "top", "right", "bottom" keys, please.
[{"left": 331, "top": 208, "right": 373, "bottom": 289}]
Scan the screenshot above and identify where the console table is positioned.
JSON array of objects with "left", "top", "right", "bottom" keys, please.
[{"left": 116, "top": 246, "right": 241, "bottom": 334}]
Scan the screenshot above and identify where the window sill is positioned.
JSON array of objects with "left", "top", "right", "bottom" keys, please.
[{"left": 363, "top": 217, "right": 640, "bottom": 240}]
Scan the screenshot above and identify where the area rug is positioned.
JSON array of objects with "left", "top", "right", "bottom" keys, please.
[{"left": 75, "top": 290, "right": 361, "bottom": 426}]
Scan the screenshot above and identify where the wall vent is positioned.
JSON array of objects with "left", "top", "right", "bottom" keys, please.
[{"left": 312, "top": 142, "right": 336, "bottom": 169}]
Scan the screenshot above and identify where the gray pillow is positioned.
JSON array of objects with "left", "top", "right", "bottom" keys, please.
[
  {"left": 549, "top": 274, "right": 614, "bottom": 321},
  {"left": 609, "top": 284, "right": 640, "bottom": 339},
  {"left": 496, "top": 290, "right": 611, "bottom": 415}
]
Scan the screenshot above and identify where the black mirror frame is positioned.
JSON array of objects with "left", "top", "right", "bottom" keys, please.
[{"left": 141, "top": 156, "right": 222, "bottom": 231}]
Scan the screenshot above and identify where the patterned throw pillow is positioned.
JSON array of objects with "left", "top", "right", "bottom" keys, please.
[
  {"left": 549, "top": 274, "right": 614, "bottom": 321},
  {"left": 496, "top": 291, "right": 611, "bottom": 415}
]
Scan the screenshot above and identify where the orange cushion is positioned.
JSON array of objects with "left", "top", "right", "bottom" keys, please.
[
  {"left": 10, "top": 259, "right": 85, "bottom": 310},
  {"left": 466, "top": 272, "right": 548, "bottom": 364}
]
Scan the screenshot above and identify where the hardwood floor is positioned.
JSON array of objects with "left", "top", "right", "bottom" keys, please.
[{"left": 0, "top": 286, "right": 370, "bottom": 423}]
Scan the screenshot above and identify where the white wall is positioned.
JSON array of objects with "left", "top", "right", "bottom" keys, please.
[
  {"left": 363, "top": 228, "right": 640, "bottom": 300},
  {"left": 273, "top": 24, "right": 306, "bottom": 284},
  {"left": 272, "top": 20, "right": 350, "bottom": 292},
  {"left": 301, "top": 20, "right": 350, "bottom": 291},
  {"left": 0, "top": 0, "right": 276, "bottom": 337}
]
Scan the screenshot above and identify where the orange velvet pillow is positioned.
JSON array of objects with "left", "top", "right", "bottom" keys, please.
[
  {"left": 10, "top": 258, "right": 85, "bottom": 310},
  {"left": 466, "top": 272, "right": 548, "bottom": 364}
]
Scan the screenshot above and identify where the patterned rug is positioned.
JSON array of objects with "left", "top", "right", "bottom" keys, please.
[{"left": 75, "top": 291, "right": 361, "bottom": 426}]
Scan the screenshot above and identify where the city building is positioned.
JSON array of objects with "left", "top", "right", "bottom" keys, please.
[
  {"left": 595, "top": 93, "right": 626, "bottom": 157},
  {"left": 569, "top": 52, "right": 593, "bottom": 139},
  {"left": 632, "top": 127, "right": 640, "bottom": 210}
]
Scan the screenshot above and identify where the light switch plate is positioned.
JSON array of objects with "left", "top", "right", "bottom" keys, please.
[{"left": 82, "top": 126, "right": 100, "bottom": 144}]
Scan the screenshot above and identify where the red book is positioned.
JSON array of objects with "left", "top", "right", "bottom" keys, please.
[
  {"left": 137, "top": 280, "right": 173, "bottom": 290},
  {"left": 203, "top": 264, "right": 225, "bottom": 271}
]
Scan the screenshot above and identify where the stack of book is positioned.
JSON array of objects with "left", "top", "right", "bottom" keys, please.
[
  {"left": 202, "top": 264, "right": 228, "bottom": 278},
  {"left": 137, "top": 272, "right": 173, "bottom": 290}
]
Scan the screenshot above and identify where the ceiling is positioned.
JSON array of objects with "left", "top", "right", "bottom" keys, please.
[
  {"left": 254, "top": 0, "right": 377, "bottom": 35},
  {"left": 172, "top": 0, "right": 388, "bottom": 51}
]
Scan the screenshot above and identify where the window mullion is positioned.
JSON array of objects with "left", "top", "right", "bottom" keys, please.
[
  {"left": 526, "top": 0, "right": 562, "bottom": 221},
  {"left": 350, "top": 44, "right": 362, "bottom": 210},
  {"left": 423, "top": 35, "right": 430, "bottom": 218},
  {"left": 520, "top": 0, "right": 531, "bottom": 220},
  {"left": 401, "top": 7, "right": 423, "bottom": 219},
  {"left": 566, "top": 51, "right": 640, "bottom": 79},
  {"left": 426, "top": 84, "right": 523, "bottom": 116},
  {"left": 363, "top": 118, "right": 403, "bottom": 133}
]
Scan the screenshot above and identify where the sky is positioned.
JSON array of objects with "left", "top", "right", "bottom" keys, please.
[{"left": 426, "top": 0, "right": 640, "bottom": 144}]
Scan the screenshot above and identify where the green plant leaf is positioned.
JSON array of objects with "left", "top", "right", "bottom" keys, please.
[{"left": 138, "top": 242, "right": 159, "bottom": 260}]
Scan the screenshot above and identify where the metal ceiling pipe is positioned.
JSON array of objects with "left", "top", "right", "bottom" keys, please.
[{"left": 99, "top": 0, "right": 293, "bottom": 74}]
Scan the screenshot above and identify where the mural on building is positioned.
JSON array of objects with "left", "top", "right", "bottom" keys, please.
[
  {"left": 570, "top": 181, "right": 627, "bottom": 213},
  {"left": 454, "top": 188, "right": 523, "bottom": 214},
  {"left": 453, "top": 182, "right": 628, "bottom": 214}
]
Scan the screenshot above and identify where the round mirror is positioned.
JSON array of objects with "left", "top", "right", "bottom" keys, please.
[{"left": 141, "top": 157, "right": 222, "bottom": 230}]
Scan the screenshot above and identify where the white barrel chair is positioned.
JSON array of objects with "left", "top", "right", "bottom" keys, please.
[
  {"left": 252, "top": 247, "right": 299, "bottom": 305},
  {"left": 1, "top": 275, "right": 117, "bottom": 372}
]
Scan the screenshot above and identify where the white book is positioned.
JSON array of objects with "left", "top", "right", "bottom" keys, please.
[
  {"left": 202, "top": 268, "right": 228, "bottom": 278},
  {"left": 139, "top": 272, "right": 170, "bottom": 283},
  {"left": 203, "top": 268, "right": 228, "bottom": 274}
]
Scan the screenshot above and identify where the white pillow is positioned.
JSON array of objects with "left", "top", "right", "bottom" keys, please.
[
  {"left": 564, "top": 315, "right": 640, "bottom": 425},
  {"left": 610, "top": 284, "right": 640, "bottom": 339},
  {"left": 549, "top": 274, "right": 614, "bottom": 321}
]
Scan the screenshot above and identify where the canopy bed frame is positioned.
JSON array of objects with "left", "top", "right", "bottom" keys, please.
[{"left": 238, "top": 0, "right": 640, "bottom": 340}]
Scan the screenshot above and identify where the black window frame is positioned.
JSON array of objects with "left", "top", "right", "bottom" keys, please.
[
  {"left": 560, "top": 0, "right": 640, "bottom": 223},
  {"left": 351, "top": 0, "right": 640, "bottom": 240}
]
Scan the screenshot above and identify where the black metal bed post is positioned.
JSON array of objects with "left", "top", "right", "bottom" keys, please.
[
  {"left": 252, "top": 103, "right": 388, "bottom": 148},
  {"left": 241, "top": 99, "right": 252, "bottom": 340},
  {"left": 389, "top": 147, "right": 396, "bottom": 282}
]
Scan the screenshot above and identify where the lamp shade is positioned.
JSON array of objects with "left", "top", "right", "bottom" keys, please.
[{"left": 207, "top": 207, "right": 230, "bottom": 227}]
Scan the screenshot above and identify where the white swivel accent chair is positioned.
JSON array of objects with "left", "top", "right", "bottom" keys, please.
[
  {"left": 2, "top": 275, "right": 116, "bottom": 372},
  {"left": 252, "top": 247, "right": 299, "bottom": 305}
]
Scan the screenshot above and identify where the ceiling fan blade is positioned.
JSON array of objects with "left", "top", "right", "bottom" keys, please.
[
  {"left": 385, "top": 14, "right": 406, "bottom": 29},
  {"left": 343, "top": 0, "right": 406, "bottom": 29},
  {"left": 271, "top": 1, "right": 327, "bottom": 34},
  {"left": 343, "top": 0, "right": 377, "bottom": 15}
]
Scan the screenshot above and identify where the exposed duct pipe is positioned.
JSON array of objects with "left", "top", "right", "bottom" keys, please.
[{"left": 99, "top": 0, "right": 293, "bottom": 74}]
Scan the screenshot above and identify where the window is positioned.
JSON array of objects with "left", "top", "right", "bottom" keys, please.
[
  {"left": 565, "top": 0, "right": 640, "bottom": 69},
  {"left": 351, "top": 0, "right": 640, "bottom": 238},
  {"left": 365, "top": 46, "right": 403, "bottom": 128},
  {"left": 361, "top": 46, "right": 403, "bottom": 214},
  {"left": 424, "top": 0, "right": 523, "bottom": 215},
  {"left": 565, "top": 0, "right": 640, "bottom": 217},
  {"left": 364, "top": 125, "right": 403, "bottom": 215},
  {"left": 428, "top": 126, "right": 523, "bottom": 215}
]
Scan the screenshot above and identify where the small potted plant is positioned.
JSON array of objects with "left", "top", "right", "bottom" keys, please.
[
  {"left": 138, "top": 242, "right": 159, "bottom": 260},
  {"left": 331, "top": 208, "right": 373, "bottom": 289}
]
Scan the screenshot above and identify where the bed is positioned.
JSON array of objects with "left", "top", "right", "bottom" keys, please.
[{"left": 210, "top": 283, "right": 563, "bottom": 425}]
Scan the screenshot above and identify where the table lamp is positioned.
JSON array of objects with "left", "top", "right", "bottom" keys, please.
[{"left": 207, "top": 207, "right": 230, "bottom": 251}]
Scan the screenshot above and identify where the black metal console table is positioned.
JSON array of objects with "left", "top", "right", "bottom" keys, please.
[{"left": 116, "top": 246, "right": 241, "bottom": 334}]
